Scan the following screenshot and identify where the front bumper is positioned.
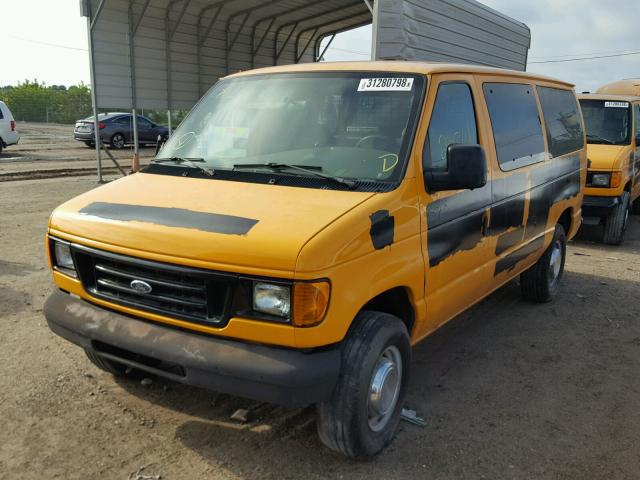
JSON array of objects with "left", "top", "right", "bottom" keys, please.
[
  {"left": 44, "top": 290, "right": 341, "bottom": 407},
  {"left": 582, "top": 195, "right": 620, "bottom": 221}
]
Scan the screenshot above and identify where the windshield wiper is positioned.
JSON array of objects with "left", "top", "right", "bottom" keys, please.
[
  {"left": 232, "top": 162, "right": 356, "bottom": 189},
  {"left": 152, "top": 157, "right": 214, "bottom": 176},
  {"left": 586, "top": 134, "right": 615, "bottom": 145}
]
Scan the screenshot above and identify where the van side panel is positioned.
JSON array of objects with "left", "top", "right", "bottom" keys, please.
[{"left": 413, "top": 74, "right": 585, "bottom": 342}]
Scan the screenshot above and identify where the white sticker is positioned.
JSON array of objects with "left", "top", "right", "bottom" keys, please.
[
  {"left": 358, "top": 77, "right": 414, "bottom": 92},
  {"left": 605, "top": 101, "right": 629, "bottom": 108}
]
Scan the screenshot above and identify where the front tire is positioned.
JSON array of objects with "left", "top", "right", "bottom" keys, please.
[
  {"left": 84, "top": 141, "right": 95, "bottom": 148},
  {"left": 520, "top": 224, "right": 566, "bottom": 303},
  {"left": 316, "top": 311, "right": 410, "bottom": 459},
  {"left": 602, "top": 191, "right": 630, "bottom": 245},
  {"left": 631, "top": 195, "right": 640, "bottom": 215}
]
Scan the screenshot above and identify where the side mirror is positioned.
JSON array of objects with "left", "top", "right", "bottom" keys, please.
[
  {"left": 425, "top": 144, "right": 487, "bottom": 192},
  {"left": 155, "top": 134, "right": 167, "bottom": 154}
]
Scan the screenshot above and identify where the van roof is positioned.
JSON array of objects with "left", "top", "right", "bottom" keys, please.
[
  {"left": 226, "top": 61, "right": 575, "bottom": 88},
  {"left": 595, "top": 79, "right": 640, "bottom": 96},
  {"left": 578, "top": 93, "right": 640, "bottom": 103}
]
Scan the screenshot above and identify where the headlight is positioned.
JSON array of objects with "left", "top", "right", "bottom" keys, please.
[
  {"left": 52, "top": 239, "right": 77, "bottom": 277},
  {"left": 253, "top": 282, "right": 291, "bottom": 318},
  {"left": 591, "top": 173, "right": 610, "bottom": 187}
]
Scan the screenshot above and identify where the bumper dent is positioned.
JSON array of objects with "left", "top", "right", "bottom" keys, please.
[{"left": 44, "top": 290, "right": 341, "bottom": 407}]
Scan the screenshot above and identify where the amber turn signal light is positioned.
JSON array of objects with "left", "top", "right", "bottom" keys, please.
[
  {"left": 292, "top": 281, "right": 330, "bottom": 327},
  {"left": 610, "top": 171, "right": 622, "bottom": 188}
]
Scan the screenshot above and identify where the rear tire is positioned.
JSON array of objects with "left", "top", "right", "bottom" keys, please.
[
  {"left": 602, "top": 192, "right": 630, "bottom": 245},
  {"left": 520, "top": 224, "right": 566, "bottom": 303},
  {"left": 84, "top": 141, "right": 95, "bottom": 148},
  {"left": 85, "top": 349, "right": 127, "bottom": 376},
  {"left": 631, "top": 196, "right": 640, "bottom": 215},
  {"left": 0, "top": 140, "right": 3, "bottom": 155},
  {"left": 316, "top": 311, "right": 410, "bottom": 459},
  {"left": 110, "top": 133, "right": 125, "bottom": 149}
]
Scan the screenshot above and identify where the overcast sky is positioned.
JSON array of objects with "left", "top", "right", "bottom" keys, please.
[{"left": 1, "top": 0, "right": 638, "bottom": 93}]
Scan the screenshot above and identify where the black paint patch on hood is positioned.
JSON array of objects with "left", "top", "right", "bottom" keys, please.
[
  {"left": 370, "top": 210, "right": 394, "bottom": 250},
  {"left": 79, "top": 202, "right": 258, "bottom": 235}
]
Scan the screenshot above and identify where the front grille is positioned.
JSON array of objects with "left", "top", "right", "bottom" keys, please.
[{"left": 72, "top": 245, "right": 233, "bottom": 325}]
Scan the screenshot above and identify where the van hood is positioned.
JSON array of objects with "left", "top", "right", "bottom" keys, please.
[
  {"left": 586, "top": 144, "right": 629, "bottom": 171},
  {"left": 49, "top": 173, "right": 375, "bottom": 274}
]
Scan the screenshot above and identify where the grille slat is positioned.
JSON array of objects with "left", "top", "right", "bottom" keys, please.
[
  {"left": 95, "top": 263, "right": 205, "bottom": 292},
  {"left": 72, "top": 246, "right": 232, "bottom": 325},
  {"left": 96, "top": 279, "right": 207, "bottom": 307}
]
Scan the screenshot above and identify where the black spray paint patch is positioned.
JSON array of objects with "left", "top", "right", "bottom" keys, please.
[
  {"left": 79, "top": 202, "right": 258, "bottom": 235},
  {"left": 494, "top": 235, "right": 545, "bottom": 275},
  {"left": 369, "top": 210, "right": 394, "bottom": 250}
]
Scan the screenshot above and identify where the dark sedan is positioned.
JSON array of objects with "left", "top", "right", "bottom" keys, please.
[{"left": 74, "top": 113, "right": 169, "bottom": 149}]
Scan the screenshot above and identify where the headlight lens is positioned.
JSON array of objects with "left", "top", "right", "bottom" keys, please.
[
  {"left": 591, "top": 173, "right": 610, "bottom": 187},
  {"left": 52, "top": 240, "right": 77, "bottom": 277},
  {"left": 253, "top": 282, "right": 291, "bottom": 318}
]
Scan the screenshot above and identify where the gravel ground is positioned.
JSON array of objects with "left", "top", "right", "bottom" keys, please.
[
  {"left": 0, "top": 122, "right": 155, "bottom": 180},
  {"left": 1, "top": 175, "right": 639, "bottom": 480}
]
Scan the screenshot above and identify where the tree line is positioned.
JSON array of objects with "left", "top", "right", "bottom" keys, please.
[
  {"left": 0, "top": 80, "right": 184, "bottom": 126},
  {"left": 0, "top": 81, "right": 92, "bottom": 124}
]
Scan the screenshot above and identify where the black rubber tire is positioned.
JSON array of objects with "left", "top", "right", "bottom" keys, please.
[
  {"left": 110, "top": 133, "right": 125, "bottom": 149},
  {"left": 316, "top": 311, "right": 411, "bottom": 459},
  {"left": 84, "top": 141, "right": 95, "bottom": 148},
  {"left": 85, "top": 349, "right": 128, "bottom": 376},
  {"left": 631, "top": 196, "right": 640, "bottom": 215},
  {"left": 602, "top": 191, "right": 630, "bottom": 245},
  {"left": 0, "top": 140, "right": 3, "bottom": 155},
  {"left": 520, "top": 225, "right": 566, "bottom": 303}
]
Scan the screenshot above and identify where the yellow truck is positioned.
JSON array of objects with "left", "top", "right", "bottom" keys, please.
[
  {"left": 578, "top": 92, "right": 640, "bottom": 243},
  {"left": 44, "top": 62, "right": 586, "bottom": 458}
]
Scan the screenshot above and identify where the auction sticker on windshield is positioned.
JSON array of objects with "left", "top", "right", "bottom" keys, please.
[
  {"left": 604, "top": 101, "right": 629, "bottom": 108},
  {"left": 358, "top": 78, "right": 414, "bottom": 92}
]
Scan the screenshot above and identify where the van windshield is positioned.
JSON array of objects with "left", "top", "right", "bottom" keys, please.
[
  {"left": 579, "top": 99, "right": 631, "bottom": 145},
  {"left": 154, "top": 72, "right": 425, "bottom": 188}
]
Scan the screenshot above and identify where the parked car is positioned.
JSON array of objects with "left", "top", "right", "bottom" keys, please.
[
  {"left": 74, "top": 113, "right": 169, "bottom": 149},
  {"left": 0, "top": 100, "right": 20, "bottom": 155},
  {"left": 44, "top": 62, "right": 586, "bottom": 459},
  {"left": 578, "top": 93, "right": 640, "bottom": 244}
]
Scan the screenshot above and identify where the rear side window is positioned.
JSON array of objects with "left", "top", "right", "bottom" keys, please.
[
  {"left": 483, "top": 83, "right": 545, "bottom": 171},
  {"left": 424, "top": 83, "right": 478, "bottom": 170},
  {"left": 0, "top": 106, "right": 4, "bottom": 120},
  {"left": 537, "top": 87, "right": 584, "bottom": 157},
  {"left": 635, "top": 104, "right": 640, "bottom": 141}
]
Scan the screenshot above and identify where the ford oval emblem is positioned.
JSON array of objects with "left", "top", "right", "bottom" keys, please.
[{"left": 130, "top": 279, "right": 153, "bottom": 294}]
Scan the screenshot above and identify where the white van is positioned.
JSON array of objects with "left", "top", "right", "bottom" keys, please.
[{"left": 0, "top": 101, "right": 20, "bottom": 155}]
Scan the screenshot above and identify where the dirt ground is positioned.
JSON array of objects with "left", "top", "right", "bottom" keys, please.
[
  {"left": 0, "top": 122, "right": 155, "bottom": 181},
  {"left": 1, "top": 173, "right": 640, "bottom": 479}
]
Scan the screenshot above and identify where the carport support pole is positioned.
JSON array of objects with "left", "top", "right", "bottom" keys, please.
[
  {"left": 370, "top": 0, "right": 379, "bottom": 60},
  {"left": 167, "top": 110, "right": 172, "bottom": 136},
  {"left": 131, "top": 109, "right": 139, "bottom": 173},
  {"left": 85, "top": 1, "right": 102, "bottom": 183}
]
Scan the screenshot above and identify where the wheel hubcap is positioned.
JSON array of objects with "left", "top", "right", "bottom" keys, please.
[
  {"left": 548, "top": 239, "right": 562, "bottom": 286},
  {"left": 368, "top": 345, "right": 402, "bottom": 432}
]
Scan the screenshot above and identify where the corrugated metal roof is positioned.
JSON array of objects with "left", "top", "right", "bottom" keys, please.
[
  {"left": 83, "top": 0, "right": 530, "bottom": 111},
  {"left": 86, "top": 0, "right": 372, "bottom": 110}
]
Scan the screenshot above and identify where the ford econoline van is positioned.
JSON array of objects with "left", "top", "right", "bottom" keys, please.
[
  {"left": 578, "top": 93, "right": 640, "bottom": 244},
  {"left": 44, "top": 62, "right": 586, "bottom": 458}
]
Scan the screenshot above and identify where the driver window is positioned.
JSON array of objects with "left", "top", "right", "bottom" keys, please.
[{"left": 424, "top": 83, "right": 478, "bottom": 171}]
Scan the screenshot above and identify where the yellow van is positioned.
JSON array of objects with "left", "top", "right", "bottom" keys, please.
[
  {"left": 578, "top": 93, "right": 640, "bottom": 243},
  {"left": 44, "top": 62, "right": 586, "bottom": 458}
]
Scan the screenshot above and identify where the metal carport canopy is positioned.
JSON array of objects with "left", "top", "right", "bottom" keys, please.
[{"left": 82, "top": 0, "right": 374, "bottom": 111}]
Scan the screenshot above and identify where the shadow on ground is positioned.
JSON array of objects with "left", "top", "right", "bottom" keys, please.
[{"left": 112, "top": 266, "right": 640, "bottom": 479}]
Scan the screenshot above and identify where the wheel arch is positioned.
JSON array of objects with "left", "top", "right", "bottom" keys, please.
[
  {"left": 357, "top": 286, "right": 416, "bottom": 336},
  {"left": 557, "top": 207, "right": 573, "bottom": 236}
]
